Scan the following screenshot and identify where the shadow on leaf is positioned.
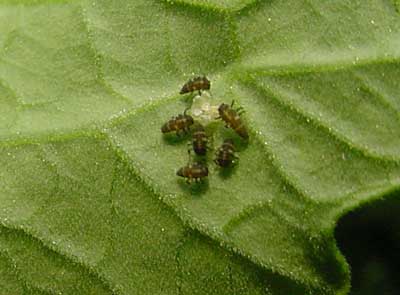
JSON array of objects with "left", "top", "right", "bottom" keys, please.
[
  {"left": 162, "top": 133, "right": 191, "bottom": 145},
  {"left": 178, "top": 178, "right": 209, "bottom": 196}
]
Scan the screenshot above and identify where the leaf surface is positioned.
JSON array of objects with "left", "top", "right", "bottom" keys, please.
[{"left": 1, "top": 0, "right": 400, "bottom": 294}]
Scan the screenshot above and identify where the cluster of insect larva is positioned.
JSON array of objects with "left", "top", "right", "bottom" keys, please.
[{"left": 161, "top": 76, "right": 248, "bottom": 184}]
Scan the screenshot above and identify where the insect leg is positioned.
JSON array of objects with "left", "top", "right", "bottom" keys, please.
[
  {"left": 231, "top": 100, "right": 235, "bottom": 107},
  {"left": 187, "top": 149, "right": 193, "bottom": 164},
  {"left": 187, "top": 142, "right": 196, "bottom": 158},
  {"left": 178, "top": 129, "right": 188, "bottom": 137}
]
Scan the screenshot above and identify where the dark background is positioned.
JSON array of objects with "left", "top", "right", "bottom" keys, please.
[{"left": 336, "top": 193, "right": 400, "bottom": 295}]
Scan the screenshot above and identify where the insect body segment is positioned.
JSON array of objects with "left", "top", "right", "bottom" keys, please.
[
  {"left": 161, "top": 110, "right": 194, "bottom": 135},
  {"left": 177, "top": 162, "right": 209, "bottom": 183},
  {"left": 192, "top": 124, "right": 208, "bottom": 155},
  {"left": 180, "top": 76, "right": 211, "bottom": 95},
  {"left": 214, "top": 139, "right": 237, "bottom": 167},
  {"left": 218, "top": 101, "right": 249, "bottom": 140}
]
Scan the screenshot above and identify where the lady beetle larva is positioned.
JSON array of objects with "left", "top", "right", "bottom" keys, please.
[
  {"left": 218, "top": 101, "right": 248, "bottom": 140},
  {"left": 191, "top": 123, "right": 208, "bottom": 156},
  {"left": 214, "top": 139, "right": 237, "bottom": 167},
  {"left": 161, "top": 109, "right": 194, "bottom": 135},
  {"left": 180, "top": 76, "right": 211, "bottom": 95}
]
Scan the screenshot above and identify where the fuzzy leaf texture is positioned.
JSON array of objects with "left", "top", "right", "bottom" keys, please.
[{"left": 1, "top": 0, "right": 400, "bottom": 294}]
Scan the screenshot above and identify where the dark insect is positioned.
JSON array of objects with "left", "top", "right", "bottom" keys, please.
[
  {"left": 191, "top": 123, "right": 208, "bottom": 155},
  {"left": 214, "top": 139, "right": 237, "bottom": 167},
  {"left": 180, "top": 76, "right": 211, "bottom": 95},
  {"left": 177, "top": 162, "right": 209, "bottom": 183},
  {"left": 161, "top": 109, "right": 194, "bottom": 135},
  {"left": 218, "top": 101, "right": 249, "bottom": 140}
]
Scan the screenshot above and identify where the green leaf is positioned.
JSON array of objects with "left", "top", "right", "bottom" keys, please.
[{"left": 1, "top": 0, "right": 400, "bottom": 294}]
